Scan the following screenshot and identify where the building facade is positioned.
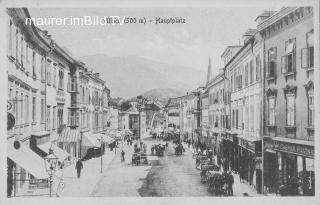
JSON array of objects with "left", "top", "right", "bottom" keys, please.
[
  {"left": 6, "top": 8, "right": 112, "bottom": 197},
  {"left": 258, "top": 7, "right": 314, "bottom": 195}
]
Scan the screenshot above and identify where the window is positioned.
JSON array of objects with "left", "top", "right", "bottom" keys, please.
[
  {"left": 21, "top": 36, "right": 25, "bottom": 66},
  {"left": 235, "top": 109, "right": 239, "bottom": 129},
  {"left": 268, "top": 47, "right": 277, "bottom": 77},
  {"left": 41, "top": 57, "right": 45, "bottom": 81},
  {"left": 256, "top": 55, "right": 261, "bottom": 82},
  {"left": 245, "top": 63, "right": 248, "bottom": 86},
  {"left": 53, "top": 64, "right": 57, "bottom": 87},
  {"left": 308, "top": 94, "right": 314, "bottom": 127},
  {"left": 232, "top": 110, "right": 235, "bottom": 128},
  {"left": 57, "top": 106, "right": 64, "bottom": 128},
  {"left": 58, "top": 69, "right": 64, "bottom": 90},
  {"left": 268, "top": 97, "right": 275, "bottom": 126},
  {"left": 249, "top": 60, "right": 254, "bottom": 84},
  {"left": 46, "top": 106, "right": 51, "bottom": 130},
  {"left": 20, "top": 93, "right": 23, "bottom": 124},
  {"left": 70, "top": 77, "right": 77, "bottom": 92},
  {"left": 15, "top": 91, "right": 19, "bottom": 122},
  {"left": 282, "top": 39, "right": 296, "bottom": 74},
  {"left": 52, "top": 106, "right": 56, "bottom": 129},
  {"left": 245, "top": 105, "right": 249, "bottom": 131},
  {"left": 25, "top": 44, "right": 29, "bottom": 72},
  {"left": 286, "top": 94, "right": 295, "bottom": 126},
  {"left": 16, "top": 29, "right": 19, "bottom": 61},
  {"left": 68, "top": 110, "right": 79, "bottom": 127},
  {"left": 302, "top": 30, "right": 314, "bottom": 68},
  {"left": 32, "top": 51, "right": 36, "bottom": 77},
  {"left": 47, "top": 60, "right": 51, "bottom": 85},
  {"left": 41, "top": 98, "right": 45, "bottom": 123},
  {"left": 250, "top": 104, "right": 254, "bottom": 131},
  {"left": 9, "top": 20, "right": 13, "bottom": 56},
  {"left": 231, "top": 75, "right": 233, "bottom": 92},
  {"left": 25, "top": 95, "right": 29, "bottom": 124},
  {"left": 32, "top": 96, "right": 36, "bottom": 122}
]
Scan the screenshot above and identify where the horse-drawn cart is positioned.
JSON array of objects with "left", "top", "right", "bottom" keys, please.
[
  {"left": 151, "top": 144, "right": 165, "bottom": 156},
  {"left": 132, "top": 152, "right": 148, "bottom": 166},
  {"left": 174, "top": 144, "right": 185, "bottom": 155}
]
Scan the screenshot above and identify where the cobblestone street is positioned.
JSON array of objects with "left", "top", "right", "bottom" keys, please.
[{"left": 89, "top": 137, "right": 261, "bottom": 197}]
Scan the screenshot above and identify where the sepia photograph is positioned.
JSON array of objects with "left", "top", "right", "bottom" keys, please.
[{"left": 3, "top": 0, "right": 318, "bottom": 201}]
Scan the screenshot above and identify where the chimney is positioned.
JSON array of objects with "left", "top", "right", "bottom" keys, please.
[{"left": 206, "top": 56, "right": 212, "bottom": 84}]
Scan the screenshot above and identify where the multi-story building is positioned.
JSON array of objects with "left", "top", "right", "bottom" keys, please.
[
  {"left": 258, "top": 7, "right": 314, "bottom": 195},
  {"left": 207, "top": 71, "right": 226, "bottom": 157},
  {"left": 102, "top": 86, "right": 111, "bottom": 131},
  {"left": 223, "top": 27, "right": 265, "bottom": 193},
  {"left": 7, "top": 8, "right": 52, "bottom": 197},
  {"left": 6, "top": 8, "right": 112, "bottom": 197}
]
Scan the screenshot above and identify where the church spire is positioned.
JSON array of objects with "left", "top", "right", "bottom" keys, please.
[{"left": 206, "top": 56, "right": 212, "bottom": 84}]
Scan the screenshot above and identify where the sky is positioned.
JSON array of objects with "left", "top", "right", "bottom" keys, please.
[{"left": 29, "top": 7, "right": 280, "bottom": 77}]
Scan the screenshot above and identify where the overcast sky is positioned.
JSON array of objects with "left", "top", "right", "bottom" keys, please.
[{"left": 29, "top": 7, "right": 280, "bottom": 77}]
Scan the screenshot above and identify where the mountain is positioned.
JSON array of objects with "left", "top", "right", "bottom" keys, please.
[
  {"left": 139, "top": 88, "right": 185, "bottom": 105},
  {"left": 78, "top": 54, "right": 205, "bottom": 99}
]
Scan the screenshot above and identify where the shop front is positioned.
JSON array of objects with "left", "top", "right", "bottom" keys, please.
[
  {"left": 237, "top": 136, "right": 262, "bottom": 193},
  {"left": 264, "top": 137, "right": 314, "bottom": 196},
  {"left": 222, "top": 132, "right": 237, "bottom": 172}
]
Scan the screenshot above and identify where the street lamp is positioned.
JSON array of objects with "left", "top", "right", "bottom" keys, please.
[
  {"left": 100, "top": 135, "right": 104, "bottom": 173},
  {"left": 44, "top": 147, "right": 58, "bottom": 197},
  {"left": 136, "top": 96, "right": 147, "bottom": 142}
]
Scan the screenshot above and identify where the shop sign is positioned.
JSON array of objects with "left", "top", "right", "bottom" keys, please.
[{"left": 274, "top": 141, "right": 314, "bottom": 158}]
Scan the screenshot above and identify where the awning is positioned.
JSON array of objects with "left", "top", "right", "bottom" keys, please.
[
  {"left": 59, "top": 128, "right": 80, "bottom": 143},
  {"left": 82, "top": 132, "right": 101, "bottom": 147},
  {"left": 100, "top": 134, "right": 115, "bottom": 144},
  {"left": 38, "top": 142, "right": 70, "bottom": 162},
  {"left": 92, "top": 133, "right": 114, "bottom": 144},
  {"left": 7, "top": 139, "right": 48, "bottom": 179},
  {"left": 31, "top": 131, "right": 50, "bottom": 137}
]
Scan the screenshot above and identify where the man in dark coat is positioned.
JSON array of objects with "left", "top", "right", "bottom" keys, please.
[
  {"left": 227, "top": 171, "right": 234, "bottom": 196},
  {"left": 75, "top": 159, "right": 83, "bottom": 178}
]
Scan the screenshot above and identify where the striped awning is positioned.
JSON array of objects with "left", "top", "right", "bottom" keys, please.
[
  {"left": 7, "top": 139, "right": 48, "bottom": 179},
  {"left": 58, "top": 128, "right": 80, "bottom": 143}
]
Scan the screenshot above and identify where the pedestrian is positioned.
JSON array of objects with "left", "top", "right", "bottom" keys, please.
[
  {"left": 121, "top": 150, "right": 125, "bottom": 162},
  {"left": 75, "top": 159, "right": 83, "bottom": 178},
  {"left": 227, "top": 171, "right": 234, "bottom": 196}
]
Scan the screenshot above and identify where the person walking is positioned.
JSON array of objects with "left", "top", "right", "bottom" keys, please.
[
  {"left": 121, "top": 150, "right": 125, "bottom": 162},
  {"left": 227, "top": 171, "right": 234, "bottom": 196},
  {"left": 75, "top": 159, "right": 83, "bottom": 179}
]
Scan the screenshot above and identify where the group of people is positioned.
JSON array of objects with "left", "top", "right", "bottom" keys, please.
[{"left": 222, "top": 171, "right": 234, "bottom": 196}]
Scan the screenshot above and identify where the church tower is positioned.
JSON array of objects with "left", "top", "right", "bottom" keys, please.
[{"left": 206, "top": 56, "right": 212, "bottom": 84}]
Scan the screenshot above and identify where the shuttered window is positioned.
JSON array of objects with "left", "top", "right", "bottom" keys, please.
[
  {"left": 286, "top": 94, "right": 295, "bottom": 126},
  {"left": 282, "top": 39, "right": 296, "bottom": 74},
  {"left": 268, "top": 97, "right": 275, "bottom": 126}
]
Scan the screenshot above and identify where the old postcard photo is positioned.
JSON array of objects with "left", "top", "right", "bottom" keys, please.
[{"left": 1, "top": 0, "right": 319, "bottom": 203}]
